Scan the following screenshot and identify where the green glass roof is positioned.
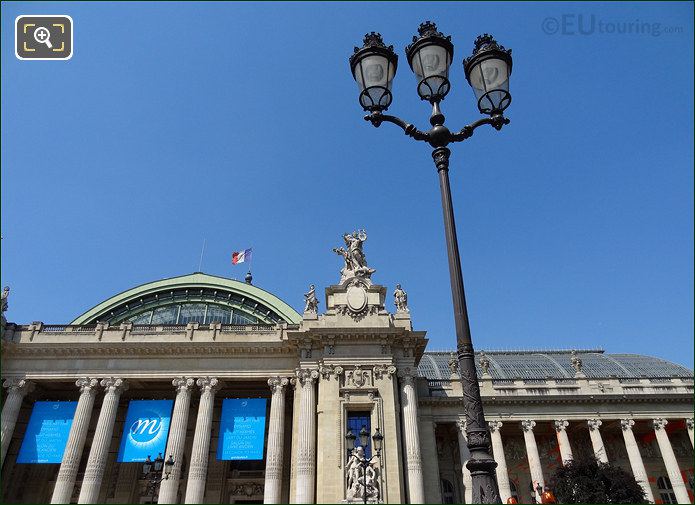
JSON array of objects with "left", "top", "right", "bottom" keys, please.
[{"left": 70, "top": 272, "right": 302, "bottom": 325}]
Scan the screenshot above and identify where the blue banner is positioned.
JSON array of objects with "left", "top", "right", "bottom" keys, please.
[
  {"left": 117, "top": 399, "right": 173, "bottom": 463},
  {"left": 217, "top": 398, "right": 267, "bottom": 460},
  {"left": 17, "top": 401, "right": 77, "bottom": 463}
]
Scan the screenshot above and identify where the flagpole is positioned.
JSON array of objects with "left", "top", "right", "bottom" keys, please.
[{"left": 198, "top": 239, "right": 206, "bottom": 272}]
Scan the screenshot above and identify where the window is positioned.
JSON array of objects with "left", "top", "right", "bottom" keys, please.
[
  {"left": 178, "top": 303, "right": 207, "bottom": 324},
  {"left": 658, "top": 476, "right": 677, "bottom": 504},
  {"left": 206, "top": 305, "right": 232, "bottom": 324},
  {"left": 440, "top": 479, "right": 454, "bottom": 504},
  {"left": 346, "top": 412, "right": 372, "bottom": 458}
]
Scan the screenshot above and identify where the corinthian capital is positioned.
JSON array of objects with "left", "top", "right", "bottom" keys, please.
[
  {"left": 687, "top": 418, "right": 694, "bottom": 431},
  {"left": 521, "top": 420, "right": 536, "bottom": 432},
  {"left": 100, "top": 377, "right": 128, "bottom": 394},
  {"left": 653, "top": 418, "right": 668, "bottom": 431},
  {"left": 295, "top": 368, "right": 319, "bottom": 386},
  {"left": 196, "top": 376, "right": 221, "bottom": 393},
  {"left": 554, "top": 420, "right": 569, "bottom": 432},
  {"left": 488, "top": 420, "right": 503, "bottom": 433},
  {"left": 76, "top": 377, "right": 99, "bottom": 394},
  {"left": 587, "top": 419, "right": 602, "bottom": 431},
  {"left": 3, "top": 378, "right": 35, "bottom": 395},
  {"left": 268, "top": 376, "right": 289, "bottom": 393},
  {"left": 397, "top": 366, "right": 417, "bottom": 384},
  {"left": 620, "top": 419, "right": 635, "bottom": 431},
  {"left": 173, "top": 377, "right": 195, "bottom": 393}
]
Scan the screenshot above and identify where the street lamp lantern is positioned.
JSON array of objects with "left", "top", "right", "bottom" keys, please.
[
  {"left": 153, "top": 453, "right": 164, "bottom": 473},
  {"left": 142, "top": 455, "right": 152, "bottom": 476},
  {"left": 463, "top": 34, "right": 513, "bottom": 115},
  {"left": 345, "top": 429, "right": 357, "bottom": 449},
  {"left": 359, "top": 425, "right": 370, "bottom": 448},
  {"left": 371, "top": 427, "right": 383, "bottom": 453},
  {"left": 164, "top": 454, "right": 175, "bottom": 479},
  {"left": 350, "top": 32, "right": 398, "bottom": 112},
  {"left": 405, "top": 21, "right": 454, "bottom": 102}
]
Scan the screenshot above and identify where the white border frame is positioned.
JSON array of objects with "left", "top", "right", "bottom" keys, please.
[{"left": 15, "top": 15, "right": 74, "bottom": 61}]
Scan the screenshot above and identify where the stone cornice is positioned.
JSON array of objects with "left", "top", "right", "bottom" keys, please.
[
  {"left": 419, "top": 392, "right": 695, "bottom": 407},
  {"left": 2, "top": 341, "right": 295, "bottom": 358}
]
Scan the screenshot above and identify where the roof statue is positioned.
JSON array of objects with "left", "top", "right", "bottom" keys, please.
[
  {"left": 394, "top": 284, "right": 409, "bottom": 313},
  {"left": 303, "top": 284, "right": 319, "bottom": 314},
  {"left": 1, "top": 286, "right": 8, "bottom": 335},
  {"left": 1, "top": 286, "right": 9, "bottom": 314},
  {"left": 333, "top": 230, "right": 375, "bottom": 284}
]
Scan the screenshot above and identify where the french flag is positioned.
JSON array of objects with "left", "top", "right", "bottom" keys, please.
[{"left": 232, "top": 248, "right": 252, "bottom": 265}]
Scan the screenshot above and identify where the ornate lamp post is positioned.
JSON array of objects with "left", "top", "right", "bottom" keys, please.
[
  {"left": 349, "top": 21, "right": 513, "bottom": 504},
  {"left": 142, "top": 453, "right": 175, "bottom": 503},
  {"left": 345, "top": 426, "right": 384, "bottom": 504}
]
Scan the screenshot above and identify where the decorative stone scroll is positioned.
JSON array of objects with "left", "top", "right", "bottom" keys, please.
[{"left": 373, "top": 364, "right": 396, "bottom": 380}]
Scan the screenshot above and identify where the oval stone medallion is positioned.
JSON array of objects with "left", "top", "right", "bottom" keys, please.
[{"left": 346, "top": 285, "right": 367, "bottom": 313}]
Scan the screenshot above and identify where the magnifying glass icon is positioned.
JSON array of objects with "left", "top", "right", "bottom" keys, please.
[{"left": 34, "top": 26, "right": 53, "bottom": 49}]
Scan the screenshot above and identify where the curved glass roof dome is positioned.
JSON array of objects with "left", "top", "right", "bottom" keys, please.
[
  {"left": 420, "top": 350, "right": 694, "bottom": 380},
  {"left": 70, "top": 272, "right": 302, "bottom": 326}
]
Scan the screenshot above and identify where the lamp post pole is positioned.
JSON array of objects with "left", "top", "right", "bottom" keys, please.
[{"left": 349, "top": 22, "right": 513, "bottom": 504}]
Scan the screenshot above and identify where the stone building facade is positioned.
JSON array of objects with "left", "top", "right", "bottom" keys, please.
[{"left": 1, "top": 269, "right": 693, "bottom": 504}]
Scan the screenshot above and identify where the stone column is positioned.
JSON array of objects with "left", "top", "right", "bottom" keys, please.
[
  {"left": 399, "top": 369, "right": 425, "bottom": 504},
  {"left": 653, "top": 418, "right": 690, "bottom": 504},
  {"left": 51, "top": 378, "right": 99, "bottom": 504},
  {"left": 157, "top": 377, "right": 195, "bottom": 505},
  {"left": 78, "top": 378, "right": 128, "bottom": 504},
  {"left": 184, "top": 377, "right": 220, "bottom": 504},
  {"left": 587, "top": 419, "right": 608, "bottom": 463},
  {"left": 488, "top": 421, "right": 512, "bottom": 503},
  {"left": 1, "top": 378, "right": 35, "bottom": 467},
  {"left": 686, "top": 418, "right": 694, "bottom": 448},
  {"left": 455, "top": 420, "right": 473, "bottom": 504},
  {"left": 521, "top": 420, "right": 544, "bottom": 503},
  {"left": 620, "top": 420, "right": 654, "bottom": 503},
  {"left": 264, "top": 376, "right": 289, "bottom": 504},
  {"left": 295, "top": 369, "right": 319, "bottom": 504},
  {"left": 554, "top": 420, "right": 573, "bottom": 464}
]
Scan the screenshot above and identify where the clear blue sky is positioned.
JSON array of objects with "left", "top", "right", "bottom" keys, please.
[{"left": 2, "top": 2, "right": 693, "bottom": 368}]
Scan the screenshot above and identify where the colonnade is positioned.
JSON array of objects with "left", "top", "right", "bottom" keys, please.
[
  {"left": 2, "top": 376, "right": 692, "bottom": 504},
  {"left": 0, "top": 376, "right": 293, "bottom": 504},
  {"left": 452, "top": 416, "right": 694, "bottom": 504}
]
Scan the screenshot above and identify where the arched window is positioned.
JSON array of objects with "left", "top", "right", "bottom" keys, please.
[
  {"left": 440, "top": 478, "right": 455, "bottom": 504},
  {"left": 658, "top": 476, "right": 677, "bottom": 504}
]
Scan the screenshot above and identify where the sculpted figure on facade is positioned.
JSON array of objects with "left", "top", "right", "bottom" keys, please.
[
  {"left": 570, "top": 350, "right": 584, "bottom": 375},
  {"left": 479, "top": 351, "right": 491, "bottom": 375},
  {"left": 333, "top": 230, "right": 375, "bottom": 283},
  {"left": 345, "top": 446, "right": 379, "bottom": 502},
  {"left": 393, "top": 284, "right": 409, "bottom": 313},
  {"left": 303, "top": 284, "right": 319, "bottom": 314},
  {"left": 1, "top": 286, "right": 9, "bottom": 327}
]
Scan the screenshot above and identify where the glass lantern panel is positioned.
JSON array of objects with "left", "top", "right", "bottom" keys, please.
[
  {"left": 470, "top": 58, "right": 509, "bottom": 94},
  {"left": 355, "top": 54, "right": 392, "bottom": 90},
  {"left": 413, "top": 44, "right": 450, "bottom": 79}
]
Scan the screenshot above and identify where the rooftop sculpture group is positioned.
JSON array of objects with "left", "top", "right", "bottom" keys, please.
[{"left": 333, "top": 230, "right": 375, "bottom": 284}]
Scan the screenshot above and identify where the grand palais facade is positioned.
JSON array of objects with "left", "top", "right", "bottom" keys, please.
[{"left": 1, "top": 243, "right": 693, "bottom": 504}]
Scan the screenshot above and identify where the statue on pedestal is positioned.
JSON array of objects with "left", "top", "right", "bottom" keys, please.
[
  {"left": 393, "top": 284, "right": 408, "bottom": 313},
  {"left": 333, "top": 230, "right": 375, "bottom": 283},
  {"left": 304, "top": 284, "right": 319, "bottom": 314}
]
